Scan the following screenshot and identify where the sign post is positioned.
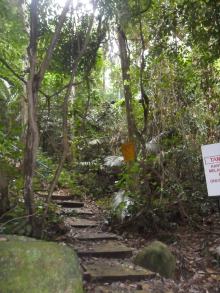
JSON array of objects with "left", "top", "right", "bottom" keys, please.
[
  {"left": 201, "top": 143, "right": 220, "bottom": 209},
  {"left": 201, "top": 143, "right": 220, "bottom": 196}
]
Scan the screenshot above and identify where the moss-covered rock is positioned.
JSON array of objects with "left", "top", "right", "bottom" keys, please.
[
  {"left": 0, "top": 235, "right": 83, "bottom": 293},
  {"left": 133, "top": 241, "right": 176, "bottom": 278}
]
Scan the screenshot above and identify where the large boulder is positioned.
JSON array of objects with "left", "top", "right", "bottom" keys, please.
[
  {"left": 0, "top": 235, "right": 83, "bottom": 293},
  {"left": 133, "top": 241, "right": 176, "bottom": 278}
]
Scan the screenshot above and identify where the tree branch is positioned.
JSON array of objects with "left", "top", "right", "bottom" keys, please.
[
  {"left": 0, "top": 57, "right": 26, "bottom": 84},
  {"left": 0, "top": 57, "right": 72, "bottom": 100},
  {"left": 133, "top": 0, "right": 152, "bottom": 17},
  {"left": 37, "top": 0, "right": 71, "bottom": 88},
  {"left": 48, "top": 80, "right": 83, "bottom": 98}
]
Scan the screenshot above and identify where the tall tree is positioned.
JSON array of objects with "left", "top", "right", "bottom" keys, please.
[
  {"left": 23, "top": 0, "right": 71, "bottom": 234},
  {"left": 118, "top": 27, "right": 136, "bottom": 145}
]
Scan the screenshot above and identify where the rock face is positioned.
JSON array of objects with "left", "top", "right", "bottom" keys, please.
[
  {"left": 0, "top": 235, "right": 83, "bottom": 293},
  {"left": 133, "top": 241, "right": 176, "bottom": 278}
]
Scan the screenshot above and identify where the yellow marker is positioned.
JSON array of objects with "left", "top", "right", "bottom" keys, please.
[{"left": 121, "top": 142, "right": 135, "bottom": 162}]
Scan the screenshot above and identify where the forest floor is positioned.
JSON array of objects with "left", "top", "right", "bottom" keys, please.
[{"left": 49, "top": 191, "right": 220, "bottom": 293}]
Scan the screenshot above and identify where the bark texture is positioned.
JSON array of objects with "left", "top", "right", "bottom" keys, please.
[
  {"left": 0, "top": 170, "right": 10, "bottom": 216},
  {"left": 118, "top": 26, "right": 136, "bottom": 143}
]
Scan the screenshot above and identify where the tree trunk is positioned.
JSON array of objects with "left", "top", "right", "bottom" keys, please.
[
  {"left": 23, "top": 82, "right": 39, "bottom": 233},
  {"left": 118, "top": 26, "right": 139, "bottom": 195},
  {"left": 23, "top": 0, "right": 71, "bottom": 235},
  {"left": 23, "top": 0, "right": 38, "bottom": 234},
  {"left": 117, "top": 26, "right": 153, "bottom": 199},
  {"left": 118, "top": 26, "right": 136, "bottom": 143},
  {"left": 0, "top": 170, "right": 10, "bottom": 216}
]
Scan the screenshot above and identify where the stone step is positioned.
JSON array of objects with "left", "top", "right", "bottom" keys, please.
[
  {"left": 83, "top": 261, "right": 155, "bottom": 283},
  {"left": 62, "top": 208, "right": 94, "bottom": 216},
  {"left": 65, "top": 218, "right": 98, "bottom": 228},
  {"left": 76, "top": 232, "right": 119, "bottom": 241},
  {"left": 36, "top": 191, "right": 73, "bottom": 199},
  {"left": 55, "top": 200, "right": 84, "bottom": 208},
  {"left": 76, "top": 241, "right": 133, "bottom": 258},
  {"left": 51, "top": 195, "right": 76, "bottom": 201}
]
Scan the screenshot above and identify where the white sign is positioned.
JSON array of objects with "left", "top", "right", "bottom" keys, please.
[{"left": 201, "top": 143, "right": 220, "bottom": 196}]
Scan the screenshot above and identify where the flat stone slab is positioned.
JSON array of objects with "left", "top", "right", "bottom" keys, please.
[
  {"left": 76, "top": 233, "right": 119, "bottom": 241},
  {"left": 76, "top": 241, "right": 133, "bottom": 258},
  {"left": 51, "top": 195, "right": 76, "bottom": 201},
  {"left": 65, "top": 218, "right": 98, "bottom": 228},
  {"left": 62, "top": 208, "right": 94, "bottom": 216},
  {"left": 83, "top": 261, "right": 155, "bottom": 282},
  {"left": 55, "top": 200, "right": 84, "bottom": 208},
  {"left": 36, "top": 192, "right": 72, "bottom": 199}
]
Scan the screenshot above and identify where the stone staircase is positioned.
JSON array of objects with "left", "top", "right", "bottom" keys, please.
[{"left": 50, "top": 194, "right": 155, "bottom": 292}]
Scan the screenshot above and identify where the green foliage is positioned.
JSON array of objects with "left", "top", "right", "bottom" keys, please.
[
  {"left": 0, "top": 197, "right": 60, "bottom": 236},
  {"left": 96, "top": 196, "right": 112, "bottom": 210},
  {"left": 35, "top": 151, "right": 86, "bottom": 196},
  {"left": 116, "top": 162, "right": 140, "bottom": 194},
  {"left": 1, "top": 0, "right": 220, "bottom": 236}
]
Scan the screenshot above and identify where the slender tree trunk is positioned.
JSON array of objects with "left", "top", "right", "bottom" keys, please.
[
  {"left": 23, "top": 0, "right": 38, "bottom": 234},
  {"left": 23, "top": 0, "right": 71, "bottom": 235},
  {"left": 118, "top": 26, "right": 136, "bottom": 143},
  {"left": 45, "top": 74, "right": 73, "bottom": 206},
  {"left": 118, "top": 25, "right": 153, "bottom": 199},
  {"left": 18, "top": 0, "right": 29, "bottom": 142},
  {"left": 23, "top": 87, "right": 39, "bottom": 232},
  {"left": 0, "top": 169, "right": 10, "bottom": 216},
  {"left": 118, "top": 26, "right": 139, "bottom": 195}
]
